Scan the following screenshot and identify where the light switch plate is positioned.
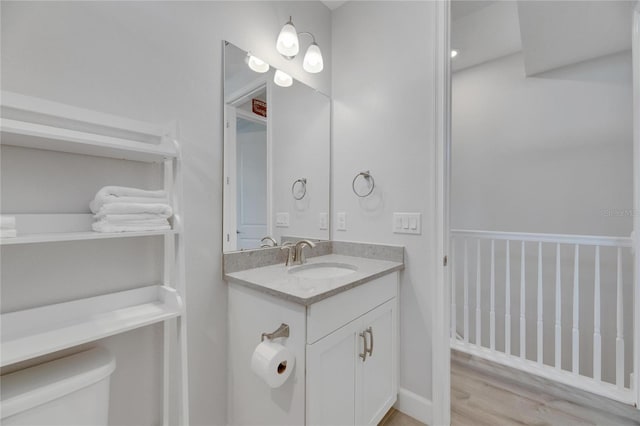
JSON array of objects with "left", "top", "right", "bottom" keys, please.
[
  {"left": 276, "top": 212, "right": 290, "bottom": 228},
  {"left": 337, "top": 212, "right": 347, "bottom": 231},
  {"left": 393, "top": 212, "right": 421, "bottom": 235},
  {"left": 319, "top": 212, "right": 328, "bottom": 230}
]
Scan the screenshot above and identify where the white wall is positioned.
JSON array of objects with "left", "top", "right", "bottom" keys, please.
[
  {"left": 1, "top": 2, "right": 331, "bottom": 424},
  {"left": 331, "top": 1, "right": 436, "bottom": 419},
  {"left": 452, "top": 51, "right": 633, "bottom": 236}
]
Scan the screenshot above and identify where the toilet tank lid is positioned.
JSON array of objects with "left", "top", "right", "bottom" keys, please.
[{"left": 1, "top": 347, "right": 116, "bottom": 418}]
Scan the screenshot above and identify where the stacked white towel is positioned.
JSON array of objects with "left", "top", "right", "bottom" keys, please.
[
  {"left": 1, "top": 215, "right": 17, "bottom": 238},
  {"left": 91, "top": 186, "right": 173, "bottom": 233}
]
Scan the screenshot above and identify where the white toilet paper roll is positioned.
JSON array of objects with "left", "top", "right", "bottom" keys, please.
[{"left": 250, "top": 340, "right": 295, "bottom": 388}]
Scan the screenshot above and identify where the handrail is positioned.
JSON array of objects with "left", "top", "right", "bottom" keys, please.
[{"left": 451, "top": 229, "right": 633, "bottom": 248}]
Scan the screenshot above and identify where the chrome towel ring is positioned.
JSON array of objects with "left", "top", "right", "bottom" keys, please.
[
  {"left": 352, "top": 171, "right": 375, "bottom": 197},
  {"left": 292, "top": 178, "right": 307, "bottom": 200}
]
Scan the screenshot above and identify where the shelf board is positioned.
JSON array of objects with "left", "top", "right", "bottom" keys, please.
[
  {"left": 1, "top": 229, "right": 176, "bottom": 245},
  {"left": 1, "top": 285, "right": 183, "bottom": 367},
  {"left": 1, "top": 118, "right": 177, "bottom": 163}
]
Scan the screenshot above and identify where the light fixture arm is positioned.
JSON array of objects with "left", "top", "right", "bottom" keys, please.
[{"left": 297, "top": 31, "right": 317, "bottom": 44}]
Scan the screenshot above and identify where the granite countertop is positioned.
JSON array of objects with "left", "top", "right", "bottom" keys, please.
[{"left": 224, "top": 253, "right": 403, "bottom": 305}]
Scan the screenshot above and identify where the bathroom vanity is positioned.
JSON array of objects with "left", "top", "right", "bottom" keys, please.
[{"left": 224, "top": 242, "right": 403, "bottom": 426}]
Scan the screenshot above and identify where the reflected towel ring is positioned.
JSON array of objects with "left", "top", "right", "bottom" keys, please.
[
  {"left": 352, "top": 171, "right": 375, "bottom": 197},
  {"left": 292, "top": 178, "right": 307, "bottom": 200}
]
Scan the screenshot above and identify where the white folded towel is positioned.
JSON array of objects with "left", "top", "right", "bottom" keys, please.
[
  {"left": 90, "top": 186, "right": 169, "bottom": 214},
  {"left": 90, "top": 196, "right": 171, "bottom": 214},
  {"left": 92, "top": 220, "right": 171, "bottom": 233},
  {"left": 94, "top": 203, "right": 173, "bottom": 218},
  {"left": 98, "top": 214, "right": 171, "bottom": 223},
  {"left": 95, "top": 218, "right": 169, "bottom": 225},
  {"left": 1, "top": 216, "right": 16, "bottom": 229},
  {"left": 95, "top": 186, "right": 166, "bottom": 200},
  {"left": 1, "top": 229, "right": 17, "bottom": 238}
]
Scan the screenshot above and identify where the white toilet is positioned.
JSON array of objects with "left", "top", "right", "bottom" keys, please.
[{"left": 0, "top": 347, "right": 116, "bottom": 426}]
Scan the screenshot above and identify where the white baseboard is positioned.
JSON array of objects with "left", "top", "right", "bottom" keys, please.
[{"left": 394, "top": 388, "right": 432, "bottom": 425}]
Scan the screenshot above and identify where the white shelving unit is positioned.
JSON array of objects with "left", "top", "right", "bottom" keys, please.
[
  {"left": 0, "top": 91, "right": 189, "bottom": 425},
  {"left": 1, "top": 285, "right": 182, "bottom": 366},
  {"left": 0, "top": 213, "right": 177, "bottom": 245}
]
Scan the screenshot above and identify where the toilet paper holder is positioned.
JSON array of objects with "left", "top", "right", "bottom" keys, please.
[{"left": 261, "top": 323, "right": 290, "bottom": 342}]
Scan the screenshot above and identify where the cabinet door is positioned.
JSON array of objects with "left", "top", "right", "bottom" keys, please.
[
  {"left": 307, "top": 318, "right": 364, "bottom": 426},
  {"left": 358, "top": 299, "right": 397, "bottom": 426}
]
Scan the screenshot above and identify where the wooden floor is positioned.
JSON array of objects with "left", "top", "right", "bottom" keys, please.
[
  {"left": 381, "top": 351, "right": 640, "bottom": 426},
  {"left": 451, "top": 350, "right": 640, "bottom": 425},
  {"left": 379, "top": 408, "right": 425, "bottom": 426}
]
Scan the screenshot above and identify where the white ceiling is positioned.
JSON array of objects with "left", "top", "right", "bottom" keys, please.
[
  {"left": 451, "top": 1, "right": 495, "bottom": 20},
  {"left": 518, "top": 0, "right": 634, "bottom": 76},
  {"left": 452, "top": 0, "right": 634, "bottom": 75},
  {"left": 321, "top": 1, "right": 348, "bottom": 11},
  {"left": 451, "top": 1, "right": 522, "bottom": 72}
]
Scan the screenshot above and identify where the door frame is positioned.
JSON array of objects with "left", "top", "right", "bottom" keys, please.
[
  {"left": 432, "top": 0, "right": 452, "bottom": 425},
  {"left": 223, "top": 104, "right": 238, "bottom": 252},
  {"left": 223, "top": 78, "right": 272, "bottom": 251},
  {"left": 632, "top": 0, "right": 640, "bottom": 409}
]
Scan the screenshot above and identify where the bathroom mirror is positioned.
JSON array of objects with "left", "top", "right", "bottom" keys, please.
[{"left": 223, "top": 41, "right": 330, "bottom": 252}]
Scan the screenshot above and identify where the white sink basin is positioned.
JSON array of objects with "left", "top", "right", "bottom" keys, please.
[{"left": 288, "top": 262, "right": 358, "bottom": 279}]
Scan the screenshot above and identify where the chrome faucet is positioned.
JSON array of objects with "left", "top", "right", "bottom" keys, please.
[
  {"left": 260, "top": 236, "right": 278, "bottom": 248},
  {"left": 293, "top": 239, "right": 316, "bottom": 265},
  {"left": 280, "top": 242, "right": 295, "bottom": 266}
]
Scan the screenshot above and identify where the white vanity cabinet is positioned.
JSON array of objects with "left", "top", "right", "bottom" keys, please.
[
  {"left": 226, "top": 252, "right": 401, "bottom": 426},
  {"left": 306, "top": 273, "right": 398, "bottom": 426},
  {"left": 307, "top": 299, "right": 396, "bottom": 426}
]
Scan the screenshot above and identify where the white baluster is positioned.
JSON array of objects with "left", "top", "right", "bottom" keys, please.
[
  {"left": 555, "top": 243, "right": 562, "bottom": 370},
  {"left": 490, "top": 239, "right": 496, "bottom": 352},
  {"left": 476, "top": 239, "right": 482, "bottom": 346},
  {"left": 451, "top": 240, "right": 456, "bottom": 340},
  {"left": 464, "top": 239, "right": 469, "bottom": 344},
  {"left": 505, "top": 240, "right": 511, "bottom": 356},
  {"left": 520, "top": 241, "right": 526, "bottom": 359},
  {"left": 616, "top": 247, "right": 624, "bottom": 389},
  {"left": 537, "top": 242, "right": 543, "bottom": 365},
  {"left": 593, "top": 246, "right": 601, "bottom": 382},
  {"left": 572, "top": 245, "right": 580, "bottom": 375}
]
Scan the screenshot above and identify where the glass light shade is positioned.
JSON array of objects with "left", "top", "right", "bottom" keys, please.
[
  {"left": 303, "top": 43, "right": 324, "bottom": 73},
  {"left": 274, "top": 70, "right": 293, "bottom": 87},
  {"left": 247, "top": 54, "right": 269, "bottom": 73},
  {"left": 276, "top": 20, "right": 299, "bottom": 57}
]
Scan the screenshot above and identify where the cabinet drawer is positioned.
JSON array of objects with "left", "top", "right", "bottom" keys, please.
[{"left": 306, "top": 272, "right": 397, "bottom": 344}]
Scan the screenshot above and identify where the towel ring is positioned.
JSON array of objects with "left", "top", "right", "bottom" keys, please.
[
  {"left": 292, "top": 178, "right": 307, "bottom": 200},
  {"left": 352, "top": 171, "right": 375, "bottom": 198}
]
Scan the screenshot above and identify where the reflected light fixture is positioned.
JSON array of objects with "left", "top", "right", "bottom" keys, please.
[
  {"left": 276, "top": 16, "right": 324, "bottom": 74},
  {"left": 451, "top": 49, "right": 459, "bottom": 59},
  {"left": 246, "top": 54, "right": 269, "bottom": 73},
  {"left": 276, "top": 17, "right": 299, "bottom": 58},
  {"left": 274, "top": 70, "right": 293, "bottom": 87}
]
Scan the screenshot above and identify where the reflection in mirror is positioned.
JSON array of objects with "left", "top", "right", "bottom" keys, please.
[{"left": 223, "top": 41, "right": 330, "bottom": 252}]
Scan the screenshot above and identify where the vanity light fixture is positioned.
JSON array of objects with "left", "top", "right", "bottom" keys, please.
[
  {"left": 451, "top": 49, "right": 459, "bottom": 59},
  {"left": 246, "top": 54, "right": 270, "bottom": 73},
  {"left": 276, "top": 16, "right": 324, "bottom": 74},
  {"left": 274, "top": 70, "right": 293, "bottom": 87},
  {"left": 276, "top": 17, "right": 300, "bottom": 58},
  {"left": 302, "top": 42, "right": 324, "bottom": 73}
]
